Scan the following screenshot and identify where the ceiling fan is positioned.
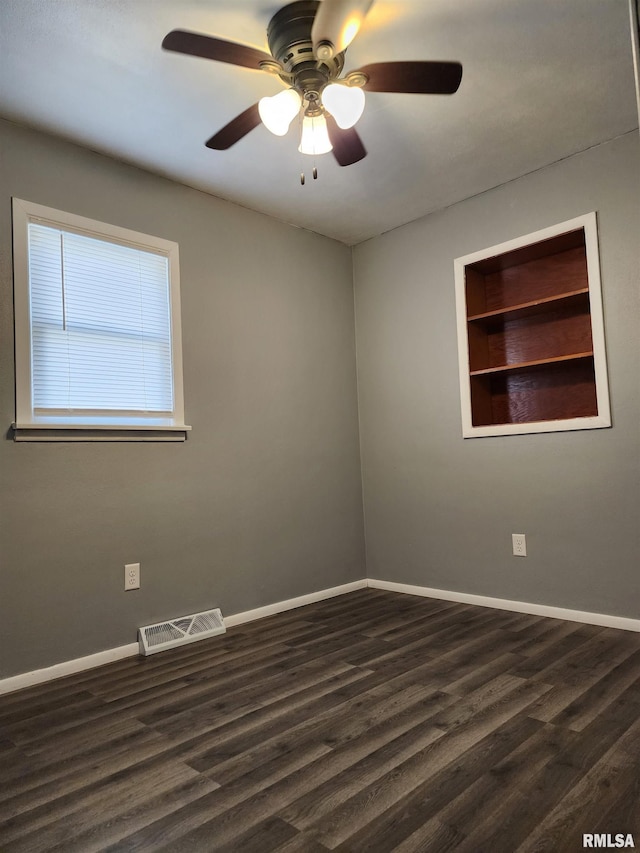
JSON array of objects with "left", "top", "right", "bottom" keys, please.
[{"left": 162, "top": 0, "right": 462, "bottom": 173}]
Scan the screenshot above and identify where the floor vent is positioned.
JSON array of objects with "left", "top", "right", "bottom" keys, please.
[{"left": 138, "top": 608, "right": 226, "bottom": 656}]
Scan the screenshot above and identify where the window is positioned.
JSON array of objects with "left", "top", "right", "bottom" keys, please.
[{"left": 12, "top": 199, "right": 190, "bottom": 441}]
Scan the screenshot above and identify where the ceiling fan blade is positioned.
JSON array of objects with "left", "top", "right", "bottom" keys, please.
[
  {"left": 357, "top": 61, "right": 463, "bottom": 94},
  {"left": 162, "top": 30, "right": 273, "bottom": 71},
  {"left": 326, "top": 116, "right": 367, "bottom": 166},
  {"left": 311, "top": 0, "right": 374, "bottom": 56},
  {"left": 205, "top": 104, "right": 262, "bottom": 150}
]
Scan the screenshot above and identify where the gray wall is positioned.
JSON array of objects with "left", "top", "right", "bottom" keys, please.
[
  {"left": 2, "top": 118, "right": 638, "bottom": 682},
  {"left": 0, "top": 119, "right": 365, "bottom": 679},
  {"left": 354, "top": 132, "right": 640, "bottom": 618}
]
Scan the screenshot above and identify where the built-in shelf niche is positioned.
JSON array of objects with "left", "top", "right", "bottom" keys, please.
[{"left": 454, "top": 213, "right": 611, "bottom": 438}]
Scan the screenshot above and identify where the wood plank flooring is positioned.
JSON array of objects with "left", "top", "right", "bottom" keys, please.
[{"left": 2, "top": 588, "right": 640, "bottom": 851}]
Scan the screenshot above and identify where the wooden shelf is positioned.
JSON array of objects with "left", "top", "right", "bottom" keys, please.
[
  {"left": 454, "top": 214, "right": 611, "bottom": 436},
  {"left": 470, "top": 351, "right": 594, "bottom": 377},
  {"left": 467, "top": 288, "right": 590, "bottom": 324}
]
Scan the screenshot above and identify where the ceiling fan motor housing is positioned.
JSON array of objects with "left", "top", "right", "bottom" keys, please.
[{"left": 267, "top": 1, "right": 345, "bottom": 99}]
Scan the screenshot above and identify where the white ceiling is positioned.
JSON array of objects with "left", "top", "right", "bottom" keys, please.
[{"left": 0, "top": 0, "right": 637, "bottom": 245}]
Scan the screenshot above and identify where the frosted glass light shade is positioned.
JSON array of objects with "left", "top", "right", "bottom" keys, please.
[
  {"left": 259, "top": 89, "right": 302, "bottom": 136},
  {"left": 322, "top": 83, "right": 365, "bottom": 129},
  {"left": 298, "top": 114, "right": 333, "bottom": 155}
]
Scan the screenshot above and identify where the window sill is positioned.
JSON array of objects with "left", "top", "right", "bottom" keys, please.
[{"left": 12, "top": 423, "right": 192, "bottom": 442}]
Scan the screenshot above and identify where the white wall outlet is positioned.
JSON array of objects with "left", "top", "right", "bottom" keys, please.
[
  {"left": 125, "top": 563, "right": 140, "bottom": 590},
  {"left": 512, "top": 534, "right": 527, "bottom": 557}
]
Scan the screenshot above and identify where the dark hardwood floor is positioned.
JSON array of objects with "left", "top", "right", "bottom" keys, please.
[{"left": 2, "top": 588, "right": 640, "bottom": 852}]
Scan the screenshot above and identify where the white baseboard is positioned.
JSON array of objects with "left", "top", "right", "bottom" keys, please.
[
  {"left": 0, "top": 643, "right": 139, "bottom": 697},
  {"left": 0, "top": 579, "right": 368, "bottom": 696},
  {"left": 367, "top": 578, "right": 640, "bottom": 633},
  {"left": 224, "top": 579, "right": 368, "bottom": 627},
  {"left": 3, "top": 575, "right": 639, "bottom": 696}
]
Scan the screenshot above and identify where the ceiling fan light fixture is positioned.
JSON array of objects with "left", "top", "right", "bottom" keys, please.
[
  {"left": 258, "top": 88, "right": 302, "bottom": 136},
  {"left": 164, "top": 1, "right": 463, "bottom": 168},
  {"left": 322, "top": 82, "right": 365, "bottom": 129},
  {"left": 298, "top": 113, "right": 333, "bottom": 156}
]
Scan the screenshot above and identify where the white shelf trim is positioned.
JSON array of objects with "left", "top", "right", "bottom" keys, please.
[{"left": 454, "top": 212, "right": 612, "bottom": 438}]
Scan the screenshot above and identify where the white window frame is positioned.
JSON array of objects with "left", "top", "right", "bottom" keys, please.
[{"left": 12, "top": 198, "right": 190, "bottom": 441}]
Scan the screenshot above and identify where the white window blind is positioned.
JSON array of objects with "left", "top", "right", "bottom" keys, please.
[
  {"left": 29, "top": 224, "right": 174, "bottom": 415},
  {"left": 12, "top": 198, "right": 189, "bottom": 441}
]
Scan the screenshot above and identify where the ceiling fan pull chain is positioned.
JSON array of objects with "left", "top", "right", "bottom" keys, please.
[
  {"left": 313, "top": 165, "right": 318, "bottom": 180},
  {"left": 300, "top": 171, "right": 306, "bottom": 185}
]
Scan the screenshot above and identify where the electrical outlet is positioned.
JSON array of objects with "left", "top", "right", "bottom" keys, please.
[
  {"left": 512, "top": 534, "right": 527, "bottom": 557},
  {"left": 125, "top": 563, "right": 140, "bottom": 590}
]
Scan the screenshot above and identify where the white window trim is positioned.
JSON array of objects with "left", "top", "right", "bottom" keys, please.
[{"left": 12, "top": 198, "right": 191, "bottom": 442}]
